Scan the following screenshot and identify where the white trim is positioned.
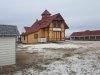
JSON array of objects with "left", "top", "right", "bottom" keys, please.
[
  {"left": 53, "top": 28, "right": 61, "bottom": 31},
  {"left": 38, "top": 38, "right": 47, "bottom": 43}
]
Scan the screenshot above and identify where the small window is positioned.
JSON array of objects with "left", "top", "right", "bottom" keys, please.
[{"left": 34, "top": 34, "right": 38, "bottom": 39}]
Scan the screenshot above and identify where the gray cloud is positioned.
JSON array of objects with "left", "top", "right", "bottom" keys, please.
[{"left": 0, "top": 0, "right": 100, "bottom": 36}]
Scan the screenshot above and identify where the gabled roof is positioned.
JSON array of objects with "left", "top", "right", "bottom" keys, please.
[
  {"left": 0, "top": 24, "right": 19, "bottom": 36},
  {"left": 41, "top": 10, "right": 51, "bottom": 15},
  {"left": 21, "top": 10, "right": 69, "bottom": 36},
  {"left": 71, "top": 30, "right": 100, "bottom": 36}
]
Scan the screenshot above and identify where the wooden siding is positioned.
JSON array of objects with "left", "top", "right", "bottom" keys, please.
[
  {"left": 27, "top": 33, "right": 37, "bottom": 44},
  {"left": 21, "top": 35, "right": 28, "bottom": 43},
  {"left": 0, "top": 37, "right": 16, "bottom": 66},
  {"left": 49, "top": 23, "right": 53, "bottom": 41},
  {"left": 21, "top": 28, "right": 49, "bottom": 44},
  {"left": 21, "top": 22, "right": 66, "bottom": 43},
  {"left": 49, "top": 22, "right": 65, "bottom": 41},
  {"left": 61, "top": 23, "right": 65, "bottom": 40}
]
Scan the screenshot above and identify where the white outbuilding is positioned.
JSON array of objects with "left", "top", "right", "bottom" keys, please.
[{"left": 0, "top": 25, "right": 19, "bottom": 66}]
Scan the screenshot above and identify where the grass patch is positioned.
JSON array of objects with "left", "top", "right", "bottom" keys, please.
[
  {"left": 98, "top": 57, "right": 100, "bottom": 60},
  {"left": 74, "top": 52, "right": 83, "bottom": 55},
  {"left": 63, "top": 52, "right": 73, "bottom": 57},
  {"left": 34, "top": 64, "right": 46, "bottom": 70},
  {"left": 55, "top": 58, "right": 62, "bottom": 60},
  {"left": 77, "top": 56, "right": 84, "bottom": 59},
  {"left": 69, "top": 70, "right": 77, "bottom": 74}
]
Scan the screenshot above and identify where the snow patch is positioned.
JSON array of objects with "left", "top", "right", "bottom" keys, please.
[
  {"left": 18, "top": 43, "right": 83, "bottom": 53},
  {"left": 14, "top": 50, "right": 100, "bottom": 75}
]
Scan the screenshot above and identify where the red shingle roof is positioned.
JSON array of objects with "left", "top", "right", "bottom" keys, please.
[
  {"left": 21, "top": 10, "right": 69, "bottom": 36},
  {"left": 71, "top": 30, "right": 100, "bottom": 36},
  {"left": 24, "top": 27, "right": 30, "bottom": 32}
]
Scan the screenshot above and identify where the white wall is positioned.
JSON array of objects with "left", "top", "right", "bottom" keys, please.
[{"left": 0, "top": 37, "right": 16, "bottom": 66}]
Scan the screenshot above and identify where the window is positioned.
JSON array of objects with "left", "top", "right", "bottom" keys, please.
[
  {"left": 34, "top": 34, "right": 38, "bottom": 39},
  {"left": 53, "top": 20, "right": 61, "bottom": 28}
]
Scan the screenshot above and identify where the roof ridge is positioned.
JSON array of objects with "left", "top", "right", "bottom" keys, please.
[
  {"left": 71, "top": 30, "right": 100, "bottom": 36},
  {"left": 0, "top": 24, "right": 17, "bottom": 27},
  {"left": 41, "top": 10, "right": 51, "bottom": 15}
]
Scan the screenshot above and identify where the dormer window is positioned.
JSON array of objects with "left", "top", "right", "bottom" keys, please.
[{"left": 53, "top": 20, "right": 61, "bottom": 28}]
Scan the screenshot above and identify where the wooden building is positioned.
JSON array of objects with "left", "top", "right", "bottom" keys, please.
[
  {"left": 0, "top": 25, "right": 19, "bottom": 66},
  {"left": 70, "top": 30, "right": 100, "bottom": 41},
  {"left": 21, "top": 10, "right": 69, "bottom": 44}
]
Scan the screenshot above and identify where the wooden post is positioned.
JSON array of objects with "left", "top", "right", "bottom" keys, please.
[
  {"left": 70, "top": 37, "right": 72, "bottom": 40},
  {"left": 74, "top": 37, "right": 75, "bottom": 40},
  {"left": 95, "top": 36, "right": 96, "bottom": 40},
  {"left": 89, "top": 36, "right": 90, "bottom": 40},
  {"left": 84, "top": 36, "right": 85, "bottom": 40},
  {"left": 79, "top": 37, "right": 80, "bottom": 40}
]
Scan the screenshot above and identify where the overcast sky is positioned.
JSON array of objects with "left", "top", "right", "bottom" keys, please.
[{"left": 0, "top": 0, "right": 100, "bottom": 36}]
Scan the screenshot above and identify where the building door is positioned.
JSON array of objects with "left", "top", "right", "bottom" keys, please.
[{"left": 53, "top": 31, "right": 61, "bottom": 41}]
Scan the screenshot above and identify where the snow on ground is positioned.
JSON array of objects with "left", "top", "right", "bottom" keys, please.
[
  {"left": 13, "top": 50, "right": 100, "bottom": 75},
  {"left": 14, "top": 41, "right": 100, "bottom": 75},
  {"left": 18, "top": 43, "right": 83, "bottom": 53}
]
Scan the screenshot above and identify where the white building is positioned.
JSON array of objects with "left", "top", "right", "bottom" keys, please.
[{"left": 0, "top": 25, "right": 19, "bottom": 66}]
